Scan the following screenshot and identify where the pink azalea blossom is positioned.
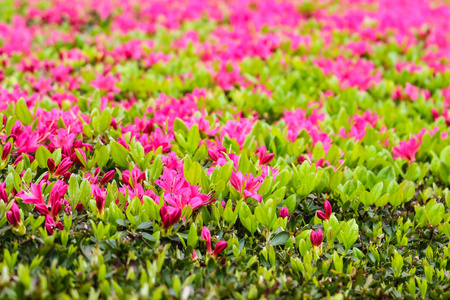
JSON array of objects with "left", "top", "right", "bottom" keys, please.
[
  {"left": 317, "top": 200, "right": 332, "bottom": 221},
  {"left": 202, "top": 226, "right": 212, "bottom": 254},
  {"left": 392, "top": 138, "right": 421, "bottom": 161},
  {"left": 310, "top": 229, "right": 323, "bottom": 247},
  {"left": 7, "top": 202, "right": 22, "bottom": 227},
  {"left": 279, "top": 207, "right": 289, "bottom": 219},
  {"left": 212, "top": 241, "right": 228, "bottom": 258},
  {"left": 45, "top": 214, "right": 63, "bottom": 235},
  {"left": 230, "top": 171, "right": 263, "bottom": 202}
]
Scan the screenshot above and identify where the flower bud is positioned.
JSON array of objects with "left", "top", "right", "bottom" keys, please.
[
  {"left": 1, "top": 141, "right": 12, "bottom": 161},
  {"left": 212, "top": 241, "right": 228, "bottom": 258},
  {"left": 279, "top": 206, "right": 289, "bottom": 219}
]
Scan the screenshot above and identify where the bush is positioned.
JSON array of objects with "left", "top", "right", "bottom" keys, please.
[{"left": 1, "top": 0, "right": 450, "bottom": 299}]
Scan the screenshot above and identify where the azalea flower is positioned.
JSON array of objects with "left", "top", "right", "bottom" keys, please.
[
  {"left": 45, "top": 214, "right": 63, "bottom": 235},
  {"left": 155, "top": 169, "right": 188, "bottom": 194},
  {"left": 279, "top": 207, "right": 289, "bottom": 219},
  {"left": 212, "top": 241, "right": 228, "bottom": 258},
  {"left": 257, "top": 145, "right": 275, "bottom": 165},
  {"left": 392, "top": 138, "right": 421, "bottom": 161},
  {"left": 310, "top": 229, "right": 323, "bottom": 247},
  {"left": 122, "top": 165, "right": 146, "bottom": 188},
  {"left": 202, "top": 226, "right": 212, "bottom": 254},
  {"left": 1, "top": 141, "right": 11, "bottom": 161},
  {"left": 159, "top": 205, "right": 182, "bottom": 229},
  {"left": 164, "top": 185, "right": 212, "bottom": 211},
  {"left": 230, "top": 170, "right": 263, "bottom": 202},
  {"left": 317, "top": 200, "right": 332, "bottom": 221},
  {"left": 7, "top": 202, "right": 21, "bottom": 227},
  {"left": 18, "top": 180, "right": 67, "bottom": 217}
]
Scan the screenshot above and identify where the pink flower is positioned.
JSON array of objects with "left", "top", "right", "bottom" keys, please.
[
  {"left": 48, "top": 180, "right": 68, "bottom": 217},
  {"left": 160, "top": 206, "right": 182, "bottom": 229},
  {"left": 432, "top": 108, "right": 450, "bottom": 126},
  {"left": 392, "top": 138, "right": 421, "bottom": 161},
  {"left": 49, "top": 129, "right": 76, "bottom": 156},
  {"left": 310, "top": 229, "right": 323, "bottom": 247},
  {"left": 257, "top": 145, "right": 275, "bottom": 165},
  {"left": 54, "top": 157, "right": 73, "bottom": 177},
  {"left": 212, "top": 241, "right": 228, "bottom": 258},
  {"left": 404, "top": 83, "right": 419, "bottom": 101},
  {"left": 14, "top": 126, "right": 40, "bottom": 154},
  {"left": 230, "top": 171, "right": 263, "bottom": 202},
  {"left": 317, "top": 200, "right": 332, "bottom": 221},
  {"left": 164, "top": 186, "right": 213, "bottom": 212},
  {"left": 7, "top": 202, "right": 21, "bottom": 227},
  {"left": 279, "top": 206, "right": 289, "bottom": 219},
  {"left": 155, "top": 169, "right": 188, "bottom": 194},
  {"left": 32, "top": 77, "right": 53, "bottom": 94},
  {"left": 298, "top": 155, "right": 308, "bottom": 164},
  {"left": 92, "top": 185, "right": 106, "bottom": 213},
  {"left": 17, "top": 183, "right": 47, "bottom": 215},
  {"left": 1, "top": 141, "right": 11, "bottom": 161},
  {"left": 208, "top": 145, "right": 227, "bottom": 162},
  {"left": 18, "top": 181, "right": 67, "bottom": 217},
  {"left": 0, "top": 183, "right": 8, "bottom": 203},
  {"left": 45, "top": 214, "right": 63, "bottom": 235},
  {"left": 100, "top": 170, "right": 115, "bottom": 186},
  {"left": 202, "top": 226, "right": 212, "bottom": 254},
  {"left": 90, "top": 74, "right": 120, "bottom": 94},
  {"left": 122, "top": 165, "right": 146, "bottom": 187}
]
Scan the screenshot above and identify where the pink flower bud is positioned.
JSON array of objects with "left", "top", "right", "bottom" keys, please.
[
  {"left": 298, "top": 155, "right": 307, "bottom": 164},
  {"left": 317, "top": 200, "right": 332, "bottom": 221},
  {"left": 212, "top": 241, "right": 228, "bottom": 258},
  {"left": 2, "top": 141, "right": 12, "bottom": 161},
  {"left": 202, "top": 226, "right": 212, "bottom": 254},
  {"left": 310, "top": 229, "right": 323, "bottom": 247},
  {"left": 279, "top": 206, "right": 289, "bottom": 219},
  {"left": 92, "top": 185, "right": 106, "bottom": 213},
  {"left": 0, "top": 182, "right": 8, "bottom": 203},
  {"left": 7, "top": 202, "right": 21, "bottom": 227},
  {"left": 45, "top": 215, "right": 63, "bottom": 235},
  {"left": 257, "top": 145, "right": 275, "bottom": 165},
  {"left": 54, "top": 158, "right": 73, "bottom": 176},
  {"left": 47, "top": 158, "right": 55, "bottom": 174},
  {"left": 100, "top": 170, "right": 115, "bottom": 186},
  {"left": 75, "top": 202, "right": 84, "bottom": 211},
  {"left": 160, "top": 206, "right": 182, "bottom": 229}
]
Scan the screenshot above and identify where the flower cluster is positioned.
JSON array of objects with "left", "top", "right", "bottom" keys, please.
[{"left": 0, "top": 0, "right": 450, "bottom": 298}]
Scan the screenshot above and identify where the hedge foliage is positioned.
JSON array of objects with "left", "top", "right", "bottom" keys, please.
[{"left": 1, "top": 0, "right": 450, "bottom": 299}]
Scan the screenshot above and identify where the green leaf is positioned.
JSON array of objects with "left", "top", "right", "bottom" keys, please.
[
  {"left": 271, "top": 232, "right": 290, "bottom": 246},
  {"left": 284, "top": 194, "right": 296, "bottom": 215},
  {"left": 173, "top": 118, "right": 189, "bottom": 136},
  {"left": 90, "top": 89, "right": 101, "bottom": 111},
  {"left": 141, "top": 232, "right": 156, "bottom": 242},
  {"left": 35, "top": 146, "right": 52, "bottom": 168},
  {"left": 378, "top": 166, "right": 395, "bottom": 182},
  {"left": 110, "top": 141, "right": 129, "bottom": 168},
  {"left": 15, "top": 98, "right": 33, "bottom": 126},
  {"left": 185, "top": 161, "right": 202, "bottom": 186},
  {"left": 99, "top": 108, "right": 112, "bottom": 132},
  {"left": 186, "top": 125, "right": 200, "bottom": 154},
  {"left": 187, "top": 223, "right": 198, "bottom": 248},
  {"left": 370, "top": 182, "right": 384, "bottom": 201},
  {"left": 137, "top": 221, "right": 153, "bottom": 230},
  {"left": 78, "top": 96, "right": 89, "bottom": 113}
]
